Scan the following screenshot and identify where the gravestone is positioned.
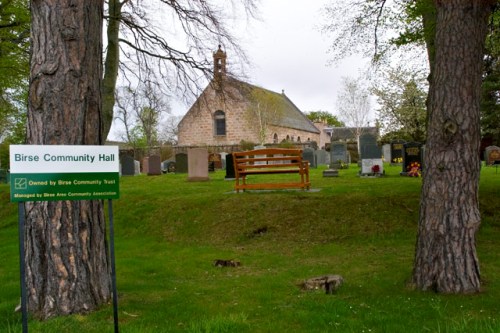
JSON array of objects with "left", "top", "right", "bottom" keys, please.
[
  {"left": 361, "top": 158, "right": 384, "bottom": 176},
  {"left": 359, "top": 133, "right": 382, "bottom": 159},
  {"left": 134, "top": 160, "right": 141, "bottom": 175},
  {"left": 330, "top": 141, "right": 348, "bottom": 169},
  {"left": 225, "top": 153, "right": 235, "bottom": 180},
  {"left": 253, "top": 145, "right": 267, "bottom": 165},
  {"left": 209, "top": 153, "right": 222, "bottom": 169},
  {"left": 359, "top": 133, "right": 383, "bottom": 176},
  {"left": 302, "top": 148, "right": 316, "bottom": 168},
  {"left": 315, "top": 149, "right": 328, "bottom": 166},
  {"left": 175, "top": 153, "right": 188, "bottom": 173},
  {"left": 121, "top": 155, "right": 135, "bottom": 176},
  {"left": 147, "top": 155, "right": 162, "bottom": 175},
  {"left": 142, "top": 157, "right": 150, "bottom": 174},
  {"left": 382, "top": 144, "right": 391, "bottom": 163},
  {"left": 390, "top": 140, "right": 405, "bottom": 164},
  {"left": 188, "top": 148, "right": 209, "bottom": 181},
  {"left": 484, "top": 146, "right": 500, "bottom": 165},
  {"left": 401, "top": 142, "right": 423, "bottom": 176},
  {"left": 162, "top": 159, "right": 175, "bottom": 173},
  {"left": 220, "top": 152, "right": 228, "bottom": 170}
]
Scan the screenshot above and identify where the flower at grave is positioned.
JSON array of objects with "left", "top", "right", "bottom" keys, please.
[
  {"left": 371, "top": 164, "right": 381, "bottom": 174},
  {"left": 407, "top": 162, "right": 421, "bottom": 177},
  {"left": 392, "top": 157, "right": 403, "bottom": 163}
]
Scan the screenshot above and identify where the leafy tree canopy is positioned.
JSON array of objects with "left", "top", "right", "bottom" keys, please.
[{"left": 306, "top": 110, "right": 345, "bottom": 127}]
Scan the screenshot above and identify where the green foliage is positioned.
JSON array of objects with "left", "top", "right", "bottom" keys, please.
[
  {"left": 246, "top": 88, "right": 285, "bottom": 145},
  {"left": 481, "top": 11, "right": 500, "bottom": 145},
  {"left": 239, "top": 139, "right": 257, "bottom": 151},
  {"left": 372, "top": 68, "right": 427, "bottom": 143},
  {"left": 305, "top": 110, "right": 345, "bottom": 127},
  {"left": 0, "top": 0, "right": 29, "bottom": 143},
  {"left": 1, "top": 166, "right": 499, "bottom": 332}
]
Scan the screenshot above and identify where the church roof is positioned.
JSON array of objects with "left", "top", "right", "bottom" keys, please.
[{"left": 224, "top": 77, "right": 320, "bottom": 134}]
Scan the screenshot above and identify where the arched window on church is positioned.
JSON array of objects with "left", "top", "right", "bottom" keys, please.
[
  {"left": 214, "top": 110, "right": 226, "bottom": 136},
  {"left": 273, "top": 133, "right": 278, "bottom": 143}
]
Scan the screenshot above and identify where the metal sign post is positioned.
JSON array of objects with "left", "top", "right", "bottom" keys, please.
[{"left": 18, "top": 202, "right": 28, "bottom": 333}]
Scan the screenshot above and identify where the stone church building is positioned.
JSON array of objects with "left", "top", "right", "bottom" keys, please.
[{"left": 177, "top": 46, "right": 330, "bottom": 149}]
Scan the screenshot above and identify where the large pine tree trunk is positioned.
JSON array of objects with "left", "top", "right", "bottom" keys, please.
[
  {"left": 26, "top": 1, "right": 109, "bottom": 319},
  {"left": 412, "top": 0, "right": 494, "bottom": 293}
]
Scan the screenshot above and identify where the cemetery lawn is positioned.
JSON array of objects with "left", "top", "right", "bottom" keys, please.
[{"left": 0, "top": 164, "right": 499, "bottom": 332}]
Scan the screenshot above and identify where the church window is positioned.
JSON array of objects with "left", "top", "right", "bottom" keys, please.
[
  {"left": 273, "top": 133, "right": 278, "bottom": 143},
  {"left": 214, "top": 110, "right": 226, "bottom": 136}
]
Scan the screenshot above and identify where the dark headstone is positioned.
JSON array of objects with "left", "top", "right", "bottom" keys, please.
[
  {"left": 121, "top": 155, "right": 135, "bottom": 176},
  {"left": 402, "top": 142, "right": 423, "bottom": 175},
  {"left": 148, "top": 155, "right": 162, "bottom": 175},
  {"left": 175, "top": 153, "right": 188, "bottom": 173},
  {"left": 302, "top": 148, "right": 316, "bottom": 168},
  {"left": 315, "top": 149, "right": 328, "bottom": 165},
  {"left": 359, "top": 133, "right": 381, "bottom": 159},
  {"left": 225, "top": 153, "right": 235, "bottom": 179},
  {"left": 485, "top": 146, "right": 500, "bottom": 165},
  {"left": 390, "top": 140, "right": 406, "bottom": 164},
  {"left": 330, "top": 141, "right": 348, "bottom": 168}
]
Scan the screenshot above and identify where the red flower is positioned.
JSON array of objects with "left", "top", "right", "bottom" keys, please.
[{"left": 371, "top": 164, "right": 380, "bottom": 173}]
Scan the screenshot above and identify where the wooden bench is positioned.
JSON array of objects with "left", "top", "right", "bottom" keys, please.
[{"left": 232, "top": 148, "right": 310, "bottom": 192}]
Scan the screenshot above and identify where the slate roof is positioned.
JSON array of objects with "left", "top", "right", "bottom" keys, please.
[
  {"left": 330, "top": 127, "right": 379, "bottom": 141},
  {"left": 224, "top": 77, "right": 320, "bottom": 134}
]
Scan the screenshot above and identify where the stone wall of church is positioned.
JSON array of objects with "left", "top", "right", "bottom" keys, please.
[{"left": 177, "top": 84, "right": 321, "bottom": 147}]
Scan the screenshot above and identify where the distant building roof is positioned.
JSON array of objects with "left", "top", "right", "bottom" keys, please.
[{"left": 331, "top": 127, "right": 379, "bottom": 141}]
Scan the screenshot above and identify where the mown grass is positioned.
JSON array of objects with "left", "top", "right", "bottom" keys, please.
[{"left": 0, "top": 164, "right": 499, "bottom": 332}]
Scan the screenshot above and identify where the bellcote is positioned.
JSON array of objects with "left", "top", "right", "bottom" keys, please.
[{"left": 213, "top": 45, "right": 227, "bottom": 79}]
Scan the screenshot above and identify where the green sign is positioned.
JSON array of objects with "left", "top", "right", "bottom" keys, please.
[{"left": 10, "top": 145, "right": 120, "bottom": 202}]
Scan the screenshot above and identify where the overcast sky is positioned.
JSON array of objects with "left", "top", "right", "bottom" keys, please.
[
  {"left": 108, "top": 1, "right": 374, "bottom": 141},
  {"left": 171, "top": 0, "right": 370, "bottom": 117}
]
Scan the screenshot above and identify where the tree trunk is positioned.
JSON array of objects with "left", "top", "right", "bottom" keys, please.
[
  {"left": 102, "top": 0, "right": 122, "bottom": 140},
  {"left": 412, "top": 0, "right": 494, "bottom": 293},
  {"left": 26, "top": 1, "right": 109, "bottom": 319}
]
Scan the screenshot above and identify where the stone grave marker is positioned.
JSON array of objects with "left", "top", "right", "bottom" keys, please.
[
  {"left": 361, "top": 158, "right": 384, "bottom": 176},
  {"left": 188, "top": 148, "right": 209, "bottom": 181},
  {"left": 315, "top": 149, "right": 328, "bottom": 166},
  {"left": 359, "top": 132, "right": 382, "bottom": 159},
  {"left": 209, "top": 153, "right": 222, "bottom": 169},
  {"left": 121, "top": 155, "right": 135, "bottom": 176},
  {"left": 359, "top": 133, "right": 383, "bottom": 176},
  {"left": 175, "top": 153, "right": 188, "bottom": 173},
  {"left": 225, "top": 153, "right": 235, "bottom": 180},
  {"left": 302, "top": 147, "right": 316, "bottom": 168},
  {"left": 485, "top": 146, "right": 500, "bottom": 165},
  {"left": 134, "top": 160, "right": 141, "bottom": 175},
  {"left": 142, "top": 157, "right": 150, "bottom": 174},
  {"left": 220, "top": 152, "right": 228, "bottom": 170},
  {"left": 147, "top": 155, "right": 162, "bottom": 175},
  {"left": 390, "top": 140, "right": 405, "bottom": 164},
  {"left": 402, "top": 142, "right": 423, "bottom": 176},
  {"left": 330, "top": 141, "right": 348, "bottom": 169},
  {"left": 382, "top": 144, "right": 391, "bottom": 163}
]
